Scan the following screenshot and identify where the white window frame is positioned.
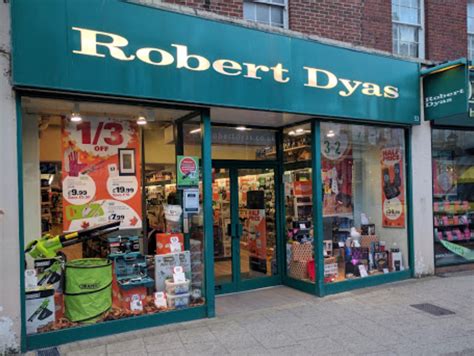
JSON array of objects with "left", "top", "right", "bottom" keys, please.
[
  {"left": 392, "top": 0, "right": 425, "bottom": 59},
  {"left": 243, "top": 0, "right": 289, "bottom": 29},
  {"left": 468, "top": 1, "right": 474, "bottom": 63}
]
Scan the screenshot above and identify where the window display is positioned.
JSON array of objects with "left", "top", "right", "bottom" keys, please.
[
  {"left": 321, "top": 123, "right": 409, "bottom": 283},
  {"left": 432, "top": 129, "right": 474, "bottom": 267},
  {"left": 283, "top": 124, "right": 314, "bottom": 283},
  {"left": 22, "top": 98, "right": 205, "bottom": 335}
]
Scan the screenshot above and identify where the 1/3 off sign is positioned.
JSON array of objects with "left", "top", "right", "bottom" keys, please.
[{"left": 177, "top": 156, "right": 199, "bottom": 187}]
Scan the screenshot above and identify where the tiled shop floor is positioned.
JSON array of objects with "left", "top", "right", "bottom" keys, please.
[{"left": 29, "top": 272, "right": 474, "bottom": 355}]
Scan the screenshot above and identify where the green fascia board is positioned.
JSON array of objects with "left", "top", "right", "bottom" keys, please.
[
  {"left": 26, "top": 305, "right": 207, "bottom": 351},
  {"left": 11, "top": 0, "right": 420, "bottom": 125},
  {"left": 433, "top": 114, "right": 474, "bottom": 127},
  {"left": 322, "top": 270, "right": 411, "bottom": 296}
]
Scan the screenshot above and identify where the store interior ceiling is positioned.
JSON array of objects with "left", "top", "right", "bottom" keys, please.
[{"left": 22, "top": 97, "right": 313, "bottom": 129}]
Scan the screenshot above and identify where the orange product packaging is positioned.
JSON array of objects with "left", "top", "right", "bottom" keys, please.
[{"left": 156, "top": 233, "right": 184, "bottom": 255}]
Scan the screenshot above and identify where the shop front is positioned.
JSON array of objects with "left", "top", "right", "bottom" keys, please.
[
  {"left": 423, "top": 60, "right": 474, "bottom": 270},
  {"left": 11, "top": 0, "right": 420, "bottom": 351}
]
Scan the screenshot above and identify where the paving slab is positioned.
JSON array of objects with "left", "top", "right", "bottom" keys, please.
[{"left": 34, "top": 272, "right": 474, "bottom": 356}]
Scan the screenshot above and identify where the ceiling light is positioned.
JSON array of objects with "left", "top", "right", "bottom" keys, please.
[
  {"left": 190, "top": 128, "right": 201, "bottom": 134},
  {"left": 236, "top": 126, "right": 249, "bottom": 131},
  {"left": 326, "top": 130, "right": 335, "bottom": 138},
  {"left": 137, "top": 115, "right": 147, "bottom": 125},
  {"left": 288, "top": 130, "right": 295, "bottom": 136},
  {"left": 295, "top": 128, "right": 304, "bottom": 133},
  {"left": 70, "top": 103, "right": 82, "bottom": 122}
]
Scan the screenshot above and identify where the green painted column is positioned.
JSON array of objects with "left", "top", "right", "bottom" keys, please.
[
  {"left": 312, "top": 120, "right": 325, "bottom": 296},
  {"left": 201, "top": 109, "right": 215, "bottom": 317}
]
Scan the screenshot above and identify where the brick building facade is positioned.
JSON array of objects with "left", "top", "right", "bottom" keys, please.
[{"left": 162, "top": 0, "right": 469, "bottom": 62}]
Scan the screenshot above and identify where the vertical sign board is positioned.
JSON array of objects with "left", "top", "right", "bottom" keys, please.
[{"left": 423, "top": 59, "right": 474, "bottom": 125}]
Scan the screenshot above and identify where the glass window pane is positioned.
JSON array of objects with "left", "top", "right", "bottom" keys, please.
[
  {"left": 399, "top": 25, "right": 416, "bottom": 42},
  {"left": 210, "top": 125, "right": 277, "bottom": 161},
  {"left": 468, "top": 1, "right": 474, "bottom": 18},
  {"left": 399, "top": 6, "right": 419, "bottom": 25},
  {"left": 321, "top": 123, "right": 409, "bottom": 284},
  {"left": 409, "top": 42, "right": 418, "bottom": 57},
  {"left": 243, "top": 2, "right": 256, "bottom": 21},
  {"left": 271, "top": 6, "right": 284, "bottom": 26},
  {"left": 283, "top": 123, "right": 311, "bottom": 163},
  {"left": 256, "top": 3, "right": 270, "bottom": 24},
  {"left": 432, "top": 129, "right": 474, "bottom": 267},
  {"left": 22, "top": 97, "right": 206, "bottom": 334},
  {"left": 399, "top": 42, "right": 410, "bottom": 56}
]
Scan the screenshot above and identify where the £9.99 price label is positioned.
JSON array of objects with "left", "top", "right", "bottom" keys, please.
[{"left": 63, "top": 175, "right": 96, "bottom": 205}]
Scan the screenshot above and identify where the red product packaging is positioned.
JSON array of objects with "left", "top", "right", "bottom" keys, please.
[
  {"left": 156, "top": 233, "right": 184, "bottom": 255},
  {"left": 54, "top": 292, "right": 64, "bottom": 322}
]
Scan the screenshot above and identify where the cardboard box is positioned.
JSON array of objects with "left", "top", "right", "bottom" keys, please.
[
  {"left": 26, "top": 287, "right": 55, "bottom": 334},
  {"left": 156, "top": 233, "right": 184, "bottom": 255},
  {"left": 291, "top": 242, "right": 313, "bottom": 262},
  {"left": 34, "top": 257, "right": 63, "bottom": 292},
  {"left": 288, "top": 260, "right": 308, "bottom": 280},
  {"left": 155, "top": 251, "right": 191, "bottom": 291}
]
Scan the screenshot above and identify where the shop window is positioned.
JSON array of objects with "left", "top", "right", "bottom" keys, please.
[
  {"left": 22, "top": 97, "right": 205, "bottom": 335},
  {"left": 283, "top": 124, "right": 314, "bottom": 283},
  {"left": 321, "top": 123, "right": 409, "bottom": 283},
  {"left": 392, "top": 0, "right": 424, "bottom": 58},
  {"left": 210, "top": 125, "right": 277, "bottom": 161},
  {"left": 468, "top": 1, "right": 474, "bottom": 63},
  {"left": 432, "top": 129, "right": 474, "bottom": 267},
  {"left": 243, "top": 0, "right": 287, "bottom": 28}
]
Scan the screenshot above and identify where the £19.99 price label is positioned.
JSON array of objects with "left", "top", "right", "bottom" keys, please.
[{"left": 107, "top": 176, "right": 138, "bottom": 201}]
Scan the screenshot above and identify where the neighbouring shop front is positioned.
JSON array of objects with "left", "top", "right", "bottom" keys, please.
[
  {"left": 423, "top": 60, "right": 474, "bottom": 270},
  {"left": 11, "top": 0, "right": 420, "bottom": 351}
]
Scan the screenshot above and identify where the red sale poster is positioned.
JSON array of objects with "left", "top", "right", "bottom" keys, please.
[
  {"left": 61, "top": 118, "right": 142, "bottom": 231},
  {"left": 381, "top": 147, "right": 405, "bottom": 228}
]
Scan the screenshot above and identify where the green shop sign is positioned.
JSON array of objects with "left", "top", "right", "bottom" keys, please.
[
  {"left": 11, "top": 0, "right": 420, "bottom": 125},
  {"left": 422, "top": 58, "right": 474, "bottom": 126}
]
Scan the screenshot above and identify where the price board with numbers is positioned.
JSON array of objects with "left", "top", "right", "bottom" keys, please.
[{"left": 61, "top": 118, "right": 142, "bottom": 231}]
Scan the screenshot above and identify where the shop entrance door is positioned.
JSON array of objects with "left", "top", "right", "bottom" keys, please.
[{"left": 213, "top": 163, "right": 280, "bottom": 294}]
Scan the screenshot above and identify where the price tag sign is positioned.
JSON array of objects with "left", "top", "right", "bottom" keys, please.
[{"left": 63, "top": 175, "right": 96, "bottom": 205}]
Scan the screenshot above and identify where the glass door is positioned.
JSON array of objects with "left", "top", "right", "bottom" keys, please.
[
  {"left": 213, "top": 165, "right": 279, "bottom": 294},
  {"left": 238, "top": 168, "right": 277, "bottom": 284}
]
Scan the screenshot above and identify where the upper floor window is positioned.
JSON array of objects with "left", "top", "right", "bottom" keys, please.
[
  {"left": 468, "top": 1, "right": 474, "bottom": 62},
  {"left": 243, "top": 0, "right": 288, "bottom": 28},
  {"left": 392, "top": 0, "right": 424, "bottom": 58}
]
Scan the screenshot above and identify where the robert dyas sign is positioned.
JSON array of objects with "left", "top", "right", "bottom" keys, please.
[{"left": 72, "top": 27, "right": 400, "bottom": 100}]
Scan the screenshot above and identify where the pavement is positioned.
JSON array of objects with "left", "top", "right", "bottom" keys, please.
[{"left": 31, "top": 272, "right": 474, "bottom": 355}]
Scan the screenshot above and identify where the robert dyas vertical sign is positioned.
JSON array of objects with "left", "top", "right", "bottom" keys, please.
[{"left": 71, "top": 27, "right": 400, "bottom": 100}]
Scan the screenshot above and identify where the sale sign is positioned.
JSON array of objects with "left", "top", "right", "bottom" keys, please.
[
  {"left": 381, "top": 147, "right": 405, "bottom": 228},
  {"left": 62, "top": 117, "right": 142, "bottom": 231}
]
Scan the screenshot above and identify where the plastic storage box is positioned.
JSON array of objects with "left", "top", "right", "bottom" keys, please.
[
  {"left": 165, "top": 279, "right": 190, "bottom": 295},
  {"left": 113, "top": 252, "right": 154, "bottom": 290},
  {"left": 166, "top": 293, "right": 190, "bottom": 308}
]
